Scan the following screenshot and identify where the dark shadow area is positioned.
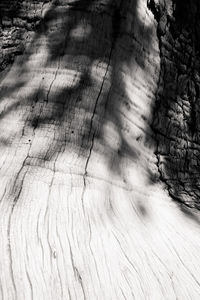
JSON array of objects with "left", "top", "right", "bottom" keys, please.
[
  {"left": 149, "top": 0, "right": 200, "bottom": 212},
  {"left": 0, "top": 0, "right": 21, "bottom": 22}
]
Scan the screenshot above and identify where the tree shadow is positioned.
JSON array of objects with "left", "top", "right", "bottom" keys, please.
[{"left": 0, "top": 0, "right": 163, "bottom": 221}]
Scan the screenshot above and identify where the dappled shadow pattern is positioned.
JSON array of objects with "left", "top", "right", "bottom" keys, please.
[
  {"left": 0, "top": 0, "right": 157, "bottom": 184},
  {"left": 1, "top": 0, "right": 200, "bottom": 222}
]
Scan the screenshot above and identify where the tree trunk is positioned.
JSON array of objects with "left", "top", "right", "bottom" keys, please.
[{"left": 0, "top": 0, "right": 200, "bottom": 299}]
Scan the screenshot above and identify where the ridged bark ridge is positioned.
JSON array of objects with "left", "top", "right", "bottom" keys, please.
[{"left": 149, "top": 0, "right": 200, "bottom": 209}]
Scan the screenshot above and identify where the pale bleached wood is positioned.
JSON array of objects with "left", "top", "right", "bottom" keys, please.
[{"left": 0, "top": 1, "right": 200, "bottom": 299}]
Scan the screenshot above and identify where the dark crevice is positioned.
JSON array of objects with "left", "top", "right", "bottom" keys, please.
[
  {"left": 80, "top": 1, "right": 123, "bottom": 210},
  {"left": 80, "top": 41, "right": 114, "bottom": 212},
  {"left": 147, "top": 0, "right": 160, "bottom": 22}
]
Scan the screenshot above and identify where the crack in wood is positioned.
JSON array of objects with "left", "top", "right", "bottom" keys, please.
[
  {"left": 45, "top": 57, "right": 61, "bottom": 103},
  {"left": 80, "top": 43, "right": 114, "bottom": 214}
]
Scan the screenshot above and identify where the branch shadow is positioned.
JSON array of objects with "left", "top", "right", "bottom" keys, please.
[{"left": 0, "top": 0, "right": 160, "bottom": 219}]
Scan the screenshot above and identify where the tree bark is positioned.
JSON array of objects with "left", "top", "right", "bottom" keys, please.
[{"left": 0, "top": 0, "right": 200, "bottom": 299}]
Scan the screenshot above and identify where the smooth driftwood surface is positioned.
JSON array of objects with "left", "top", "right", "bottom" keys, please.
[{"left": 0, "top": 0, "right": 200, "bottom": 299}]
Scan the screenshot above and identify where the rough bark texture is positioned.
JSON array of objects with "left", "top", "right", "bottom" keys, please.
[
  {"left": 148, "top": 0, "right": 200, "bottom": 209},
  {"left": 0, "top": 0, "right": 45, "bottom": 71},
  {"left": 1, "top": 0, "right": 200, "bottom": 299}
]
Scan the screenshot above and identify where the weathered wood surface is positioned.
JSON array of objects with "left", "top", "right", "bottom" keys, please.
[{"left": 0, "top": 0, "right": 200, "bottom": 299}]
